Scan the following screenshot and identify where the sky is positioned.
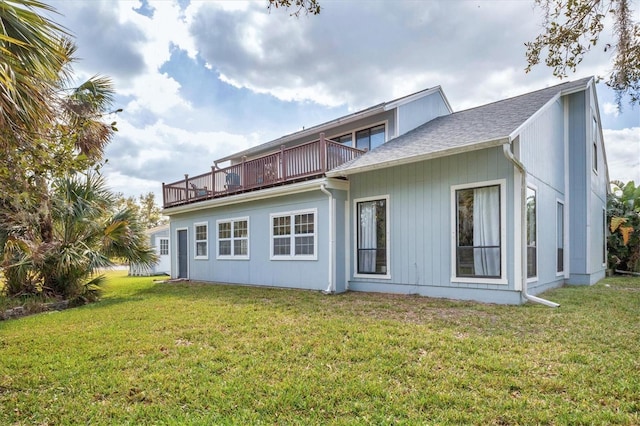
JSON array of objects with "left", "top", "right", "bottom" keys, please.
[{"left": 46, "top": 0, "right": 640, "bottom": 201}]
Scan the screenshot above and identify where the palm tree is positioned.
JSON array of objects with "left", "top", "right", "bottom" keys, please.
[
  {"left": 608, "top": 180, "right": 640, "bottom": 272},
  {"left": 2, "top": 173, "right": 157, "bottom": 299},
  {"left": 0, "top": 0, "right": 69, "bottom": 138}
]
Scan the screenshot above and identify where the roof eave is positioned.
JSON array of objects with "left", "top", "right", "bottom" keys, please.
[{"left": 326, "top": 137, "right": 510, "bottom": 177}]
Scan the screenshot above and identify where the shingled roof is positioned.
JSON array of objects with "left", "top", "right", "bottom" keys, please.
[{"left": 327, "top": 77, "right": 593, "bottom": 177}]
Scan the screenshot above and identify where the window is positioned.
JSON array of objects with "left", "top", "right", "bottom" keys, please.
[
  {"left": 194, "top": 222, "right": 208, "bottom": 259},
  {"left": 526, "top": 187, "right": 537, "bottom": 278},
  {"left": 356, "top": 197, "right": 389, "bottom": 276},
  {"left": 217, "top": 218, "right": 249, "bottom": 259},
  {"left": 332, "top": 133, "right": 353, "bottom": 145},
  {"left": 356, "top": 124, "right": 385, "bottom": 151},
  {"left": 453, "top": 181, "right": 505, "bottom": 282},
  {"left": 557, "top": 202, "right": 564, "bottom": 273},
  {"left": 159, "top": 238, "right": 169, "bottom": 256},
  {"left": 592, "top": 117, "right": 598, "bottom": 172},
  {"left": 270, "top": 210, "right": 316, "bottom": 260}
]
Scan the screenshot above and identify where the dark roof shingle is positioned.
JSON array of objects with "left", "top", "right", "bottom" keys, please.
[{"left": 328, "top": 77, "right": 592, "bottom": 176}]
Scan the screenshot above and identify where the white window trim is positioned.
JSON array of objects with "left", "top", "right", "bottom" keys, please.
[
  {"left": 270, "top": 208, "right": 318, "bottom": 261},
  {"left": 353, "top": 194, "right": 391, "bottom": 280},
  {"left": 526, "top": 184, "right": 538, "bottom": 283},
  {"left": 158, "top": 237, "right": 169, "bottom": 256},
  {"left": 450, "top": 179, "right": 508, "bottom": 285},
  {"left": 556, "top": 199, "right": 565, "bottom": 277},
  {"left": 216, "top": 217, "right": 250, "bottom": 260},
  {"left": 194, "top": 221, "right": 208, "bottom": 260}
]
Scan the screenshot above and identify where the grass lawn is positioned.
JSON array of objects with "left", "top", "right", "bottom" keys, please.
[{"left": 1, "top": 272, "right": 639, "bottom": 425}]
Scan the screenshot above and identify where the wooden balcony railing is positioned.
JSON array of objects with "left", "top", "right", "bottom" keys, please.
[{"left": 162, "top": 133, "right": 365, "bottom": 208}]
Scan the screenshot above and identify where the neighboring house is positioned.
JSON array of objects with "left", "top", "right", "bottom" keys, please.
[
  {"left": 129, "top": 224, "right": 171, "bottom": 276},
  {"left": 162, "top": 77, "right": 608, "bottom": 305}
]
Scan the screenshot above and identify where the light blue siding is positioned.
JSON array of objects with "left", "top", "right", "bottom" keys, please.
[
  {"left": 169, "top": 189, "right": 339, "bottom": 291},
  {"left": 567, "top": 91, "right": 588, "bottom": 281},
  {"left": 397, "top": 91, "right": 451, "bottom": 136},
  {"left": 520, "top": 98, "right": 565, "bottom": 193},
  {"left": 565, "top": 88, "right": 607, "bottom": 285},
  {"left": 517, "top": 97, "right": 567, "bottom": 294},
  {"left": 347, "top": 147, "right": 520, "bottom": 304}
]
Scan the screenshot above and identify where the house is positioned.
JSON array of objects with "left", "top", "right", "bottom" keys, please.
[
  {"left": 162, "top": 77, "right": 608, "bottom": 305},
  {"left": 129, "top": 224, "right": 171, "bottom": 276}
]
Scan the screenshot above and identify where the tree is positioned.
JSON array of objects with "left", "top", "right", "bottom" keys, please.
[
  {"left": 525, "top": 0, "right": 640, "bottom": 105},
  {"left": 1, "top": 173, "right": 157, "bottom": 300},
  {"left": 114, "top": 192, "right": 168, "bottom": 230},
  {"left": 267, "top": 0, "right": 320, "bottom": 16},
  {"left": 0, "top": 0, "right": 154, "bottom": 300},
  {"left": 0, "top": 0, "right": 69, "bottom": 141},
  {"left": 607, "top": 180, "right": 640, "bottom": 272}
]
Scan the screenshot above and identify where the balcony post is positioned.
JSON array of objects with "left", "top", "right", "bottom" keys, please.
[
  {"left": 211, "top": 166, "right": 216, "bottom": 196},
  {"left": 280, "top": 145, "right": 286, "bottom": 181},
  {"left": 319, "top": 132, "right": 327, "bottom": 172},
  {"left": 162, "top": 182, "right": 166, "bottom": 208},
  {"left": 242, "top": 156, "right": 247, "bottom": 189},
  {"left": 184, "top": 174, "right": 189, "bottom": 201}
]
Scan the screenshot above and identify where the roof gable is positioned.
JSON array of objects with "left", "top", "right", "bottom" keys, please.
[{"left": 327, "top": 77, "right": 593, "bottom": 176}]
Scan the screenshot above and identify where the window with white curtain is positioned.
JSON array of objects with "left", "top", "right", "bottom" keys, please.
[
  {"left": 356, "top": 197, "right": 388, "bottom": 276},
  {"left": 217, "top": 218, "right": 249, "bottom": 259},
  {"left": 270, "top": 209, "right": 316, "bottom": 260},
  {"left": 526, "top": 187, "right": 537, "bottom": 278},
  {"left": 454, "top": 183, "right": 502, "bottom": 279}
]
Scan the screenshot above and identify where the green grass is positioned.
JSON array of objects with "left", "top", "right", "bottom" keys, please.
[{"left": 1, "top": 272, "right": 639, "bottom": 425}]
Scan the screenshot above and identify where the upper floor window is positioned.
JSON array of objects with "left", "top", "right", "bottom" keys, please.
[
  {"left": 356, "top": 124, "right": 385, "bottom": 151},
  {"left": 332, "top": 133, "right": 353, "bottom": 145},
  {"left": 217, "top": 218, "right": 249, "bottom": 259},
  {"left": 194, "top": 222, "right": 208, "bottom": 259},
  {"left": 270, "top": 209, "right": 317, "bottom": 260}
]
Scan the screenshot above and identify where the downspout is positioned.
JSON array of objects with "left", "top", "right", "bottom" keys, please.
[
  {"left": 320, "top": 184, "right": 334, "bottom": 293},
  {"left": 502, "top": 143, "right": 560, "bottom": 307}
]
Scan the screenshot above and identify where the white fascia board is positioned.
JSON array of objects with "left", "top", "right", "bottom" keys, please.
[
  {"left": 559, "top": 77, "right": 592, "bottom": 96},
  {"left": 163, "top": 177, "right": 350, "bottom": 216},
  {"left": 326, "top": 138, "right": 509, "bottom": 177},
  {"left": 509, "top": 79, "right": 592, "bottom": 142}
]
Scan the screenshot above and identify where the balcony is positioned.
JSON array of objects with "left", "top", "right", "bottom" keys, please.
[{"left": 162, "top": 133, "right": 365, "bottom": 209}]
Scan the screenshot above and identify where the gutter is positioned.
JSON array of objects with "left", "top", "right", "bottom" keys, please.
[
  {"left": 502, "top": 143, "right": 560, "bottom": 308},
  {"left": 319, "top": 184, "right": 334, "bottom": 293}
]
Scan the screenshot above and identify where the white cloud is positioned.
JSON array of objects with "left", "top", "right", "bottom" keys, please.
[
  {"left": 603, "top": 102, "right": 620, "bottom": 117},
  {"left": 46, "top": 0, "right": 638, "bottom": 200},
  {"left": 604, "top": 127, "right": 640, "bottom": 184}
]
